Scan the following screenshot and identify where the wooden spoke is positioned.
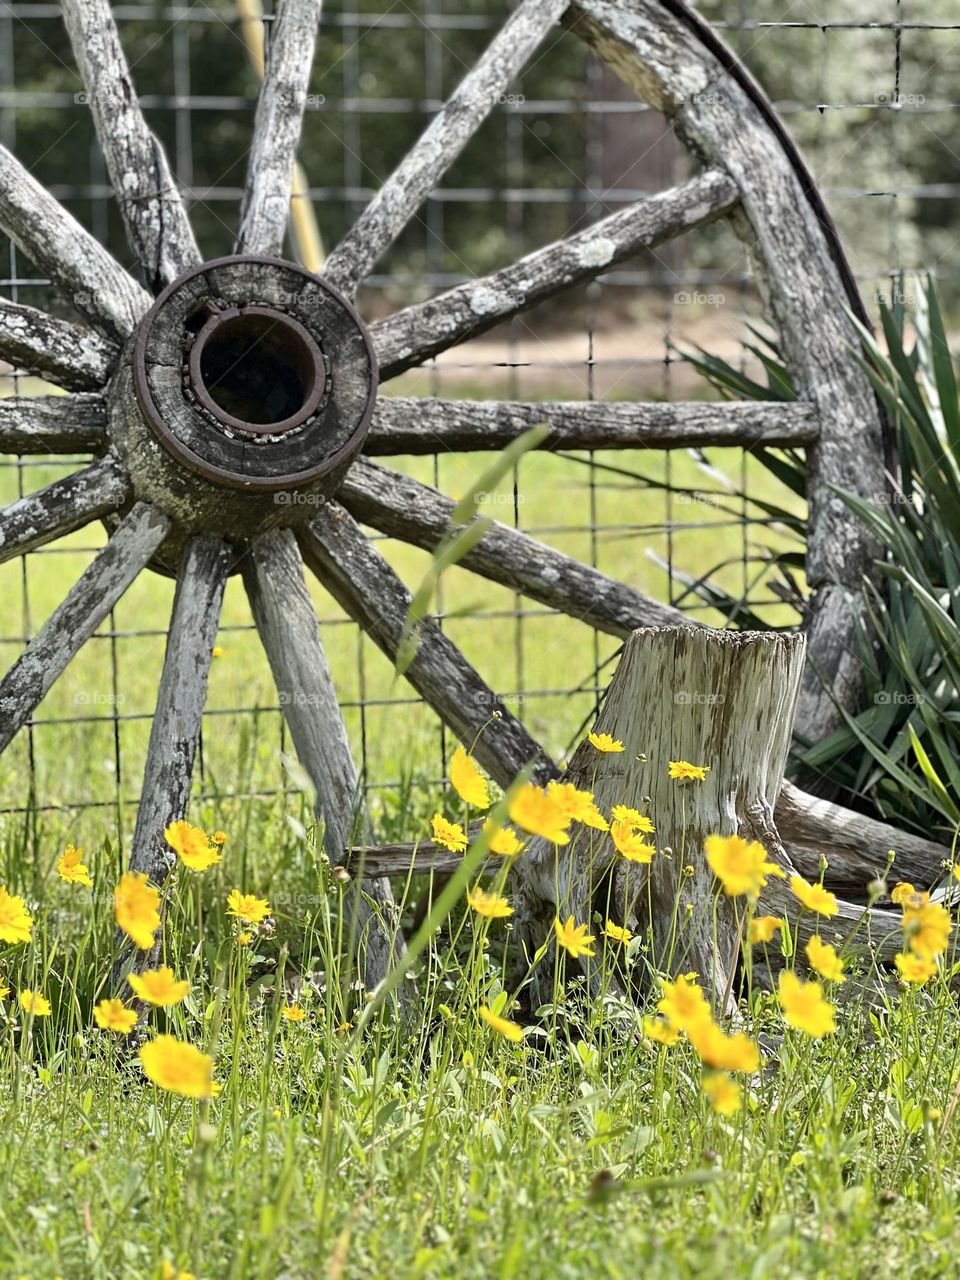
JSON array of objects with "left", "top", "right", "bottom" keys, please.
[
  {"left": 0, "top": 393, "right": 107, "bottom": 455},
  {"left": 241, "top": 526, "right": 405, "bottom": 991},
  {"left": 372, "top": 169, "right": 739, "bottom": 379},
  {"left": 0, "top": 455, "right": 130, "bottom": 566},
  {"left": 0, "top": 299, "right": 117, "bottom": 392},
  {"left": 300, "top": 503, "right": 558, "bottom": 789},
  {"left": 235, "top": 0, "right": 322, "bottom": 258},
  {"left": 128, "top": 536, "right": 232, "bottom": 884},
  {"left": 322, "top": 0, "right": 570, "bottom": 298},
  {"left": 340, "top": 458, "right": 692, "bottom": 636},
  {"left": 0, "top": 144, "right": 150, "bottom": 341},
  {"left": 0, "top": 502, "right": 170, "bottom": 754},
  {"left": 242, "top": 527, "right": 363, "bottom": 854},
  {"left": 366, "top": 396, "right": 820, "bottom": 455},
  {"left": 62, "top": 0, "right": 202, "bottom": 292}
]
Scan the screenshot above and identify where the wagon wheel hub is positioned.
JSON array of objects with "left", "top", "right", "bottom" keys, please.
[{"left": 107, "top": 255, "right": 377, "bottom": 561}]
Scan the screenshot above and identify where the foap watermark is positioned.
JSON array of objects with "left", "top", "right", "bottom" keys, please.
[
  {"left": 474, "top": 690, "right": 525, "bottom": 708},
  {"left": 274, "top": 491, "right": 328, "bottom": 507},
  {"left": 674, "top": 290, "right": 725, "bottom": 308},
  {"left": 874, "top": 91, "right": 925, "bottom": 109},
  {"left": 474, "top": 490, "right": 525, "bottom": 508},
  {"left": 492, "top": 91, "right": 525, "bottom": 107},
  {"left": 874, "top": 691, "right": 925, "bottom": 706},
  {"left": 674, "top": 690, "right": 725, "bottom": 706},
  {"left": 74, "top": 690, "right": 126, "bottom": 707},
  {"left": 675, "top": 491, "right": 726, "bottom": 509}
]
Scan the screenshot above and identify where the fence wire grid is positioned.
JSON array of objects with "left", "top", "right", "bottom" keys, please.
[{"left": 0, "top": 0, "right": 958, "bottom": 848}]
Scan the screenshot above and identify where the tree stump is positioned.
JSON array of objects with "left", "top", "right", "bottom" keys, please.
[{"left": 510, "top": 625, "right": 910, "bottom": 1013}]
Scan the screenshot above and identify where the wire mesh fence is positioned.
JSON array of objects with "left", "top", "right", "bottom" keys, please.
[{"left": 0, "top": 0, "right": 957, "bottom": 847}]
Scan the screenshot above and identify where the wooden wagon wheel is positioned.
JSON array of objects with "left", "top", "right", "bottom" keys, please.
[{"left": 0, "top": 0, "right": 886, "bottom": 984}]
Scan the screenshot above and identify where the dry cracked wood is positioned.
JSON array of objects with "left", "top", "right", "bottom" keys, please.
[
  {"left": 0, "top": 503, "right": 170, "bottom": 754},
  {"left": 0, "top": 299, "right": 117, "bottom": 392},
  {"left": 235, "top": 0, "right": 322, "bottom": 257},
  {"left": 372, "top": 168, "right": 739, "bottom": 379},
  {"left": 300, "top": 502, "right": 558, "bottom": 789},
  {"left": 565, "top": 0, "right": 887, "bottom": 748},
  {"left": 340, "top": 458, "right": 693, "bottom": 635},
  {"left": 241, "top": 527, "right": 406, "bottom": 992},
  {"left": 0, "top": 144, "right": 149, "bottom": 341},
  {"left": 0, "top": 455, "right": 130, "bottom": 566},
  {"left": 322, "top": 0, "right": 571, "bottom": 296},
  {"left": 365, "top": 397, "right": 820, "bottom": 455},
  {"left": 0, "top": 393, "right": 108, "bottom": 454},
  {"left": 62, "top": 0, "right": 201, "bottom": 292},
  {"left": 128, "top": 535, "right": 231, "bottom": 885}
]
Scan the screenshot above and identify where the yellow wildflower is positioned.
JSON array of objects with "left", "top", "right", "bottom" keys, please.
[
  {"left": 554, "top": 915, "right": 596, "bottom": 959},
  {"left": 226, "top": 889, "right": 271, "bottom": 925},
  {"left": 93, "top": 998, "right": 138, "bottom": 1033},
  {"left": 450, "top": 746, "right": 490, "bottom": 809},
  {"left": 891, "top": 881, "right": 925, "bottom": 907},
  {"left": 128, "top": 966, "right": 191, "bottom": 1007},
  {"left": 705, "top": 834, "right": 783, "bottom": 898},
  {"left": 643, "top": 1016, "right": 679, "bottom": 1046},
  {"left": 686, "top": 1019, "right": 760, "bottom": 1073},
  {"left": 139, "top": 1035, "right": 217, "bottom": 1099},
  {"left": 114, "top": 872, "right": 161, "bottom": 949},
  {"left": 748, "top": 915, "right": 782, "bottom": 944},
  {"left": 902, "top": 899, "right": 951, "bottom": 959},
  {"left": 211, "top": 830, "right": 229, "bottom": 847},
  {"left": 611, "top": 804, "right": 655, "bottom": 833},
  {"left": 236, "top": 932, "right": 253, "bottom": 946},
  {"left": 702, "top": 1071, "right": 741, "bottom": 1116},
  {"left": 466, "top": 886, "right": 513, "bottom": 920},
  {"left": 281, "top": 1004, "right": 306, "bottom": 1022},
  {"left": 610, "top": 820, "right": 655, "bottom": 863},
  {"left": 508, "top": 784, "right": 571, "bottom": 844},
  {"left": 778, "top": 972, "right": 836, "bottom": 1038},
  {"left": 431, "top": 813, "right": 468, "bottom": 853},
  {"left": 894, "top": 951, "right": 938, "bottom": 984},
  {"left": 657, "top": 974, "right": 710, "bottom": 1032},
  {"left": 164, "top": 820, "right": 220, "bottom": 872},
  {"left": 546, "top": 781, "right": 608, "bottom": 830},
  {"left": 603, "top": 920, "right": 632, "bottom": 945},
  {"left": 482, "top": 820, "right": 525, "bottom": 857},
  {"left": 479, "top": 1005, "right": 523, "bottom": 1042},
  {"left": 18, "top": 989, "right": 51, "bottom": 1017},
  {"left": 587, "top": 732, "right": 624, "bottom": 753},
  {"left": 805, "top": 935, "right": 845, "bottom": 983},
  {"left": 0, "top": 885, "right": 33, "bottom": 944},
  {"left": 790, "top": 875, "right": 839, "bottom": 917},
  {"left": 56, "top": 844, "right": 92, "bottom": 887},
  {"left": 668, "top": 760, "right": 709, "bottom": 782}
]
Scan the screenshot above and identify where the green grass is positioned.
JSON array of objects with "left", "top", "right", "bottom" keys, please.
[{"left": 3, "top": 798, "right": 960, "bottom": 1279}]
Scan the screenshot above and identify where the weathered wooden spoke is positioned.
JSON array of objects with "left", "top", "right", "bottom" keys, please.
[
  {"left": 0, "top": 455, "right": 130, "bottom": 565},
  {"left": 340, "top": 458, "right": 690, "bottom": 636},
  {"left": 241, "top": 527, "right": 405, "bottom": 990},
  {"left": 235, "top": 0, "right": 322, "bottom": 258},
  {"left": 128, "top": 535, "right": 232, "bottom": 885},
  {"left": 300, "top": 502, "right": 557, "bottom": 789},
  {"left": 0, "top": 503, "right": 170, "bottom": 754},
  {"left": 0, "top": 145, "right": 149, "bottom": 341},
  {"left": 322, "top": 0, "right": 571, "bottom": 297},
  {"left": 0, "top": 394, "right": 107, "bottom": 455},
  {"left": 372, "top": 169, "right": 739, "bottom": 380},
  {"left": 62, "top": 0, "right": 201, "bottom": 292},
  {"left": 366, "top": 396, "right": 820, "bottom": 455},
  {"left": 0, "top": 300, "right": 117, "bottom": 392}
]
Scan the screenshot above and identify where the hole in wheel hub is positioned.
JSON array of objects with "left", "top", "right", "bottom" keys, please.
[{"left": 189, "top": 305, "right": 326, "bottom": 434}]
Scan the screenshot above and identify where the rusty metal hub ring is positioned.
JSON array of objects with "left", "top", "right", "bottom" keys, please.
[{"left": 129, "top": 254, "right": 377, "bottom": 492}]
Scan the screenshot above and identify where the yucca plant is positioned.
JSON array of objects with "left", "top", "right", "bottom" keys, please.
[{"left": 682, "top": 280, "right": 960, "bottom": 843}]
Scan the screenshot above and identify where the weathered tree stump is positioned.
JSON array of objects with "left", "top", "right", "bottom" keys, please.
[{"left": 511, "top": 626, "right": 905, "bottom": 1006}]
